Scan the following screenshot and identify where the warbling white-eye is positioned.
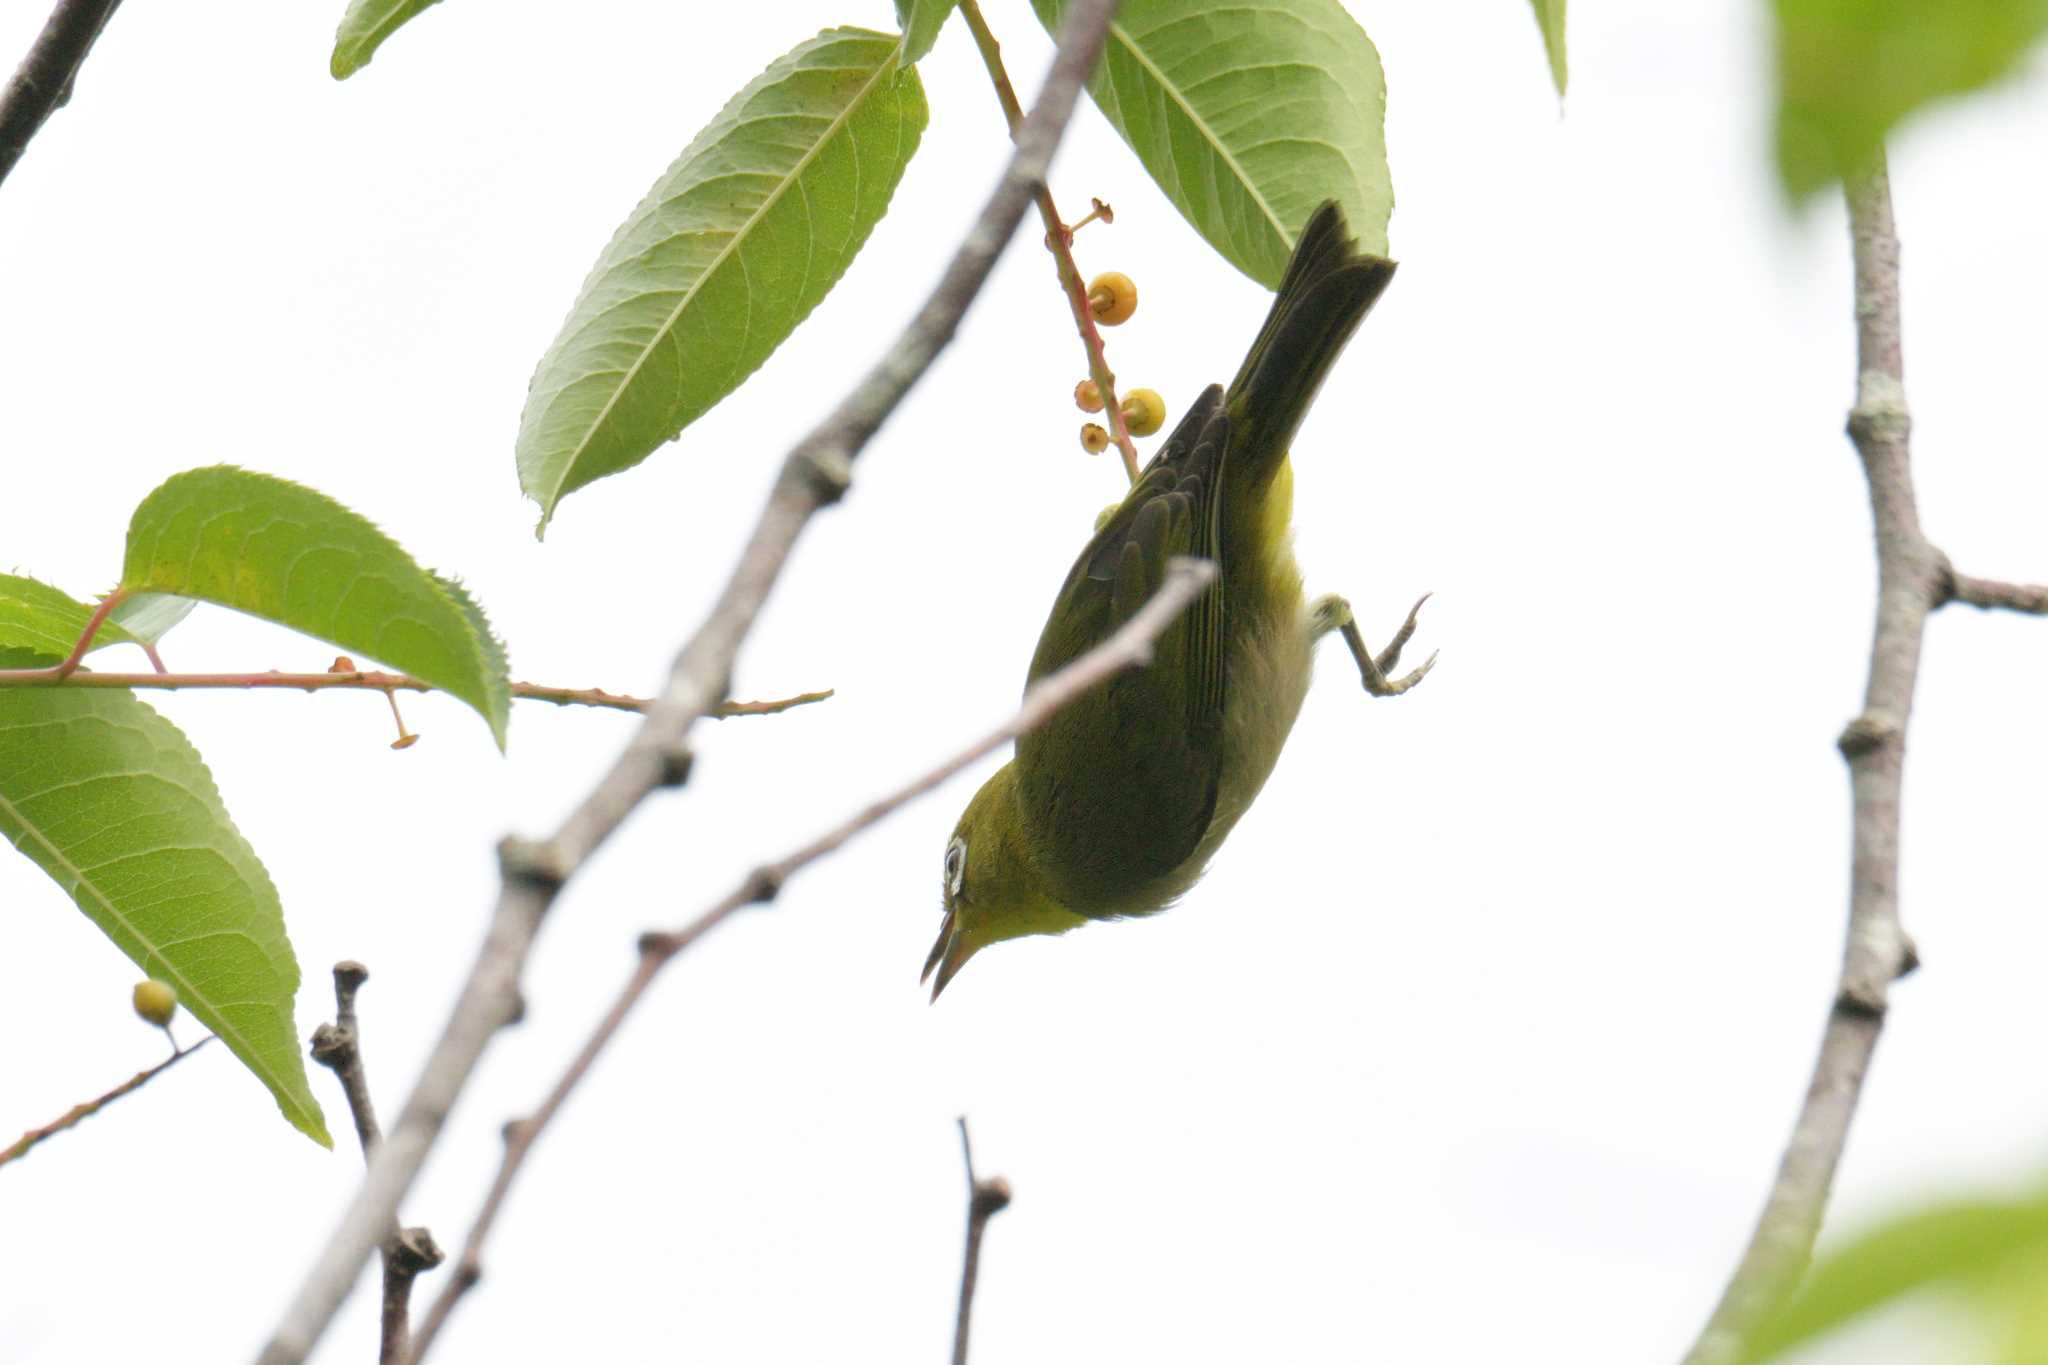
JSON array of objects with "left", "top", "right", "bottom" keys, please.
[{"left": 924, "top": 202, "right": 1433, "bottom": 998}]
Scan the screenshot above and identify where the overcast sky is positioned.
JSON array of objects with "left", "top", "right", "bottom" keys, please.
[{"left": 3, "top": 2, "right": 2047, "bottom": 1363}]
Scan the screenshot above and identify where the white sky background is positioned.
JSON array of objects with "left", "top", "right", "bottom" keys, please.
[{"left": 2, "top": 1, "right": 2046, "bottom": 1361}]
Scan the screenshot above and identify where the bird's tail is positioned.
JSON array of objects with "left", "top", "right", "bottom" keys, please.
[{"left": 1224, "top": 202, "right": 1396, "bottom": 472}]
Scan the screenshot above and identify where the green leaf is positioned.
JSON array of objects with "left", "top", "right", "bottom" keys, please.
[
  {"left": 107, "top": 593, "right": 197, "bottom": 648},
  {"left": 1743, "top": 1194, "right": 2048, "bottom": 1362},
  {"left": 0, "top": 678, "right": 329, "bottom": 1146},
  {"left": 1993, "top": 1240, "right": 2048, "bottom": 1365},
  {"left": 1030, "top": 0, "right": 1391, "bottom": 286},
  {"left": 120, "top": 467, "right": 511, "bottom": 749},
  {"left": 897, "top": 0, "right": 959, "bottom": 64},
  {"left": 330, "top": 0, "right": 446, "bottom": 79},
  {"left": 1773, "top": 0, "right": 2048, "bottom": 200},
  {"left": 516, "top": 28, "right": 929, "bottom": 528},
  {"left": 1528, "top": 0, "right": 1567, "bottom": 96},
  {"left": 0, "top": 574, "right": 141, "bottom": 662}
]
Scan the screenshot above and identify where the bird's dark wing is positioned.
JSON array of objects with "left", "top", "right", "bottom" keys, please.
[{"left": 1013, "top": 386, "right": 1231, "bottom": 914}]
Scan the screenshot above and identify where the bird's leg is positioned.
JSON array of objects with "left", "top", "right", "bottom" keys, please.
[{"left": 1309, "top": 592, "right": 1436, "bottom": 698}]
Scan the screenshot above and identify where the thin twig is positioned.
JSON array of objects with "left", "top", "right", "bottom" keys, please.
[
  {"left": 0, "top": 658, "right": 832, "bottom": 719},
  {"left": 310, "top": 962, "right": 383, "bottom": 1156},
  {"left": 405, "top": 558, "right": 1213, "bottom": 1363},
  {"left": 1680, "top": 152, "right": 1929, "bottom": 1365},
  {"left": 1944, "top": 572, "right": 2048, "bottom": 615},
  {"left": 957, "top": 0, "right": 1141, "bottom": 483},
  {"left": 0, "top": 0, "right": 124, "bottom": 189},
  {"left": 253, "top": 5, "right": 1124, "bottom": 1361},
  {"left": 951, "top": 1118, "right": 1012, "bottom": 1365},
  {"left": 0, "top": 1037, "right": 210, "bottom": 1168},
  {"left": 309, "top": 963, "right": 444, "bottom": 1365}
]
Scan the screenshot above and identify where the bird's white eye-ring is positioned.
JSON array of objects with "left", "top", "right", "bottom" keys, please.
[{"left": 944, "top": 837, "right": 967, "bottom": 899}]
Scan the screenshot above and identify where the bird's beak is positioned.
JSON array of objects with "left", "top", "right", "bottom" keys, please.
[{"left": 921, "top": 913, "right": 979, "bottom": 1002}]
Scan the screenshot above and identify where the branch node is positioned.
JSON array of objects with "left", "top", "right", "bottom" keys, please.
[
  {"left": 1833, "top": 984, "right": 1888, "bottom": 1021},
  {"left": 655, "top": 741, "right": 695, "bottom": 789},
  {"left": 742, "top": 865, "right": 785, "bottom": 905},
  {"left": 309, "top": 1022, "right": 354, "bottom": 1068},
  {"left": 1845, "top": 377, "right": 1909, "bottom": 443},
  {"left": 791, "top": 446, "right": 855, "bottom": 504},
  {"left": 390, "top": 1227, "right": 445, "bottom": 1276},
  {"left": 971, "top": 1176, "right": 1013, "bottom": 1219},
  {"left": 1896, "top": 931, "right": 1921, "bottom": 979},
  {"left": 1834, "top": 714, "right": 1895, "bottom": 758},
  {"left": 497, "top": 835, "right": 568, "bottom": 891},
  {"left": 1929, "top": 549, "right": 1957, "bottom": 607}
]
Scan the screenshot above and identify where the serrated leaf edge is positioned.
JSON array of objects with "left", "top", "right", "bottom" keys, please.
[
  {"left": 0, "top": 728, "right": 326, "bottom": 1143},
  {"left": 1101, "top": 15, "right": 1287, "bottom": 258},
  {"left": 533, "top": 33, "right": 909, "bottom": 513}
]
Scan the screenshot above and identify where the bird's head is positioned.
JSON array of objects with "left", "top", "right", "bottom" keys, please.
[{"left": 923, "top": 764, "right": 1087, "bottom": 1000}]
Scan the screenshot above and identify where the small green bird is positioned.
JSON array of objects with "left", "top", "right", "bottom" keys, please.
[{"left": 924, "top": 201, "right": 1432, "bottom": 998}]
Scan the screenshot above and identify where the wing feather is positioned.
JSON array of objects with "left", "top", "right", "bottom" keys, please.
[{"left": 1014, "top": 386, "right": 1233, "bottom": 913}]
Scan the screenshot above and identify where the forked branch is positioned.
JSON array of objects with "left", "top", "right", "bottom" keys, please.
[
  {"left": 405, "top": 560, "right": 1213, "bottom": 1361},
  {"left": 253, "top": 3, "right": 1126, "bottom": 1360}
]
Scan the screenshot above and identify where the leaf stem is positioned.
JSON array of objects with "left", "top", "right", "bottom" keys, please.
[
  {"left": 0, "top": 663, "right": 831, "bottom": 719},
  {"left": 0, "top": 1037, "right": 211, "bottom": 1169},
  {"left": 957, "top": 0, "right": 1141, "bottom": 483},
  {"left": 34, "top": 585, "right": 128, "bottom": 679}
]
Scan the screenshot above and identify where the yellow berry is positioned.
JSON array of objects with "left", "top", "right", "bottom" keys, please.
[
  {"left": 132, "top": 979, "right": 178, "bottom": 1028},
  {"left": 1121, "top": 388, "right": 1167, "bottom": 437},
  {"left": 1087, "top": 271, "right": 1138, "bottom": 326},
  {"left": 1074, "top": 379, "right": 1104, "bottom": 413},
  {"left": 1079, "top": 423, "right": 1110, "bottom": 454}
]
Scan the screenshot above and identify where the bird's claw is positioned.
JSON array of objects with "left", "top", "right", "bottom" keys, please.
[{"left": 1313, "top": 592, "right": 1436, "bottom": 698}]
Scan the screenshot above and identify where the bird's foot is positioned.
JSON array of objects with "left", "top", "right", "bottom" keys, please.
[{"left": 1310, "top": 592, "right": 1436, "bottom": 698}]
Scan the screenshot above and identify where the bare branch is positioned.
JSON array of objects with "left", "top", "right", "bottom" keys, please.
[
  {"left": 253, "top": 4, "right": 1126, "bottom": 1360},
  {"left": 405, "top": 558, "right": 1215, "bottom": 1362},
  {"left": 1945, "top": 572, "right": 2048, "bottom": 615},
  {"left": 0, "top": 1037, "right": 209, "bottom": 1168},
  {"left": 951, "top": 1118, "right": 1012, "bottom": 1365},
  {"left": 308, "top": 963, "right": 444, "bottom": 1365},
  {"left": 1680, "top": 152, "right": 1928, "bottom": 1365},
  {"left": 309, "top": 961, "right": 382, "bottom": 1156},
  {"left": 0, "top": 0, "right": 123, "bottom": 189}
]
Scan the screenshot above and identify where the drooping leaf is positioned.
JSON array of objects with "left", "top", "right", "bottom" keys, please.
[
  {"left": 107, "top": 593, "right": 198, "bottom": 648},
  {"left": 897, "top": 0, "right": 959, "bottom": 64},
  {"left": 0, "top": 669, "right": 329, "bottom": 1146},
  {"left": 1528, "top": 0, "right": 1567, "bottom": 96},
  {"left": 0, "top": 574, "right": 141, "bottom": 662},
  {"left": 516, "top": 28, "right": 928, "bottom": 528},
  {"left": 1773, "top": 0, "right": 2048, "bottom": 200},
  {"left": 120, "top": 467, "right": 511, "bottom": 748},
  {"left": 1031, "top": 0, "right": 1391, "bottom": 286},
  {"left": 1742, "top": 1193, "right": 2048, "bottom": 1362},
  {"left": 330, "top": 0, "right": 446, "bottom": 79}
]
